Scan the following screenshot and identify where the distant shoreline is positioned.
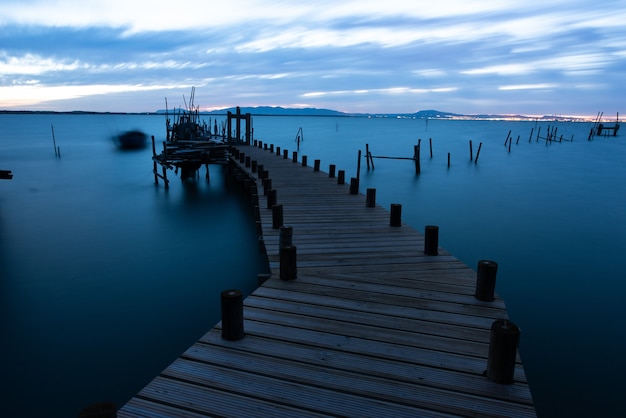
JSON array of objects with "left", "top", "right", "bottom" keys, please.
[{"left": 0, "top": 108, "right": 600, "bottom": 122}]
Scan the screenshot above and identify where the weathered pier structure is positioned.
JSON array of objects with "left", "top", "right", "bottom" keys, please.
[
  {"left": 119, "top": 141, "right": 535, "bottom": 417},
  {"left": 152, "top": 106, "right": 252, "bottom": 188},
  {"left": 591, "top": 111, "right": 620, "bottom": 139}
]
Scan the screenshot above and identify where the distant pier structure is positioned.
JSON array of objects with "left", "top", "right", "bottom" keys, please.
[
  {"left": 592, "top": 111, "right": 620, "bottom": 138},
  {"left": 152, "top": 103, "right": 252, "bottom": 188}
]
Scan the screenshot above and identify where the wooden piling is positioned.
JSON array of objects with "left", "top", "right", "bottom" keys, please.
[
  {"left": 414, "top": 145, "right": 421, "bottom": 174},
  {"left": 366, "top": 144, "right": 370, "bottom": 170},
  {"left": 424, "top": 225, "right": 439, "bottom": 255},
  {"left": 314, "top": 159, "right": 321, "bottom": 172},
  {"left": 221, "top": 289, "right": 244, "bottom": 341},
  {"left": 447, "top": 153, "right": 451, "bottom": 168},
  {"left": 486, "top": 319, "right": 520, "bottom": 385},
  {"left": 357, "top": 150, "right": 362, "bottom": 180},
  {"left": 337, "top": 170, "right": 345, "bottom": 185},
  {"left": 302, "top": 155, "right": 308, "bottom": 167},
  {"left": 279, "top": 225, "right": 293, "bottom": 249},
  {"left": 272, "top": 204, "right": 283, "bottom": 229},
  {"left": 267, "top": 189, "right": 277, "bottom": 209},
  {"left": 292, "top": 151, "right": 298, "bottom": 163},
  {"left": 475, "top": 260, "right": 498, "bottom": 301},
  {"left": 475, "top": 142, "right": 483, "bottom": 164},
  {"left": 429, "top": 138, "right": 433, "bottom": 158},
  {"left": 365, "top": 188, "right": 376, "bottom": 208},
  {"left": 469, "top": 140, "right": 473, "bottom": 161},
  {"left": 390, "top": 203, "right": 402, "bottom": 227},
  {"left": 280, "top": 246, "right": 297, "bottom": 280},
  {"left": 349, "top": 177, "right": 359, "bottom": 195},
  {"left": 329, "top": 164, "right": 336, "bottom": 178}
]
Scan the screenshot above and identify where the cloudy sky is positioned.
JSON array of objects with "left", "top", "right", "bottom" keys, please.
[{"left": 1, "top": 0, "right": 624, "bottom": 116}]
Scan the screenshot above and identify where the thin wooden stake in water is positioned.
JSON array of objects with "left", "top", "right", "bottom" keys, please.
[
  {"left": 51, "top": 124, "right": 58, "bottom": 157},
  {"left": 469, "top": 140, "right": 473, "bottom": 161},
  {"left": 475, "top": 142, "right": 483, "bottom": 164}
]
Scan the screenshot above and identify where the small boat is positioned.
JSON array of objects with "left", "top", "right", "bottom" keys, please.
[{"left": 115, "top": 130, "right": 148, "bottom": 149}]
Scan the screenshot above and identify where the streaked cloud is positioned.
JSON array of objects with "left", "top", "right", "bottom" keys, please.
[{"left": 0, "top": 0, "right": 624, "bottom": 115}]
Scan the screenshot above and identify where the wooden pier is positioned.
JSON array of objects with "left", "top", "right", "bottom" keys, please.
[{"left": 119, "top": 142, "right": 536, "bottom": 417}]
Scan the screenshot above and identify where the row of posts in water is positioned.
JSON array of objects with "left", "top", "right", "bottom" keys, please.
[
  {"left": 220, "top": 140, "right": 522, "bottom": 385},
  {"left": 362, "top": 137, "right": 484, "bottom": 174}
]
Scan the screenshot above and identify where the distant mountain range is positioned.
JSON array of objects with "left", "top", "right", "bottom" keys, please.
[
  {"left": 155, "top": 106, "right": 590, "bottom": 121},
  {"left": 0, "top": 107, "right": 592, "bottom": 121}
]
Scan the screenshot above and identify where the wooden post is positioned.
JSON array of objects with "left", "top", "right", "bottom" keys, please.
[
  {"left": 280, "top": 246, "right": 297, "bottom": 280},
  {"left": 314, "top": 159, "right": 320, "bottom": 172},
  {"left": 486, "top": 319, "right": 520, "bottom": 384},
  {"left": 276, "top": 146, "right": 280, "bottom": 156},
  {"left": 263, "top": 178, "right": 272, "bottom": 196},
  {"left": 529, "top": 128, "right": 534, "bottom": 143},
  {"left": 424, "top": 225, "right": 439, "bottom": 255},
  {"left": 283, "top": 149, "right": 288, "bottom": 159},
  {"left": 414, "top": 145, "right": 420, "bottom": 174},
  {"left": 349, "top": 177, "right": 359, "bottom": 195},
  {"left": 221, "top": 289, "right": 244, "bottom": 341},
  {"left": 251, "top": 160, "right": 257, "bottom": 173},
  {"left": 357, "top": 150, "right": 361, "bottom": 179},
  {"left": 257, "top": 164, "right": 264, "bottom": 178},
  {"left": 272, "top": 204, "right": 283, "bottom": 229},
  {"left": 151, "top": 135, "right": 158, "bottom": 185},
  {"left": 390, "top": 203, "right": 402, "bottom": 227},
  {"left": 429, "top": 137, "right": 433, "bottom": 158},
  {"left": 366, "top": 144, "right": 370, "bottom": 170},
  {"left": 475, "top": 142, "right": 482, "bottom": 164},
  {"left": 239, "top": 152, "right": 245, "bottom": 163},
  {"left": 337, "top": 170, "right": 345, "bottom": 185},
  {"left": 366, "top": 188, "right": 376, "bottom": 207},
  {"left": 245, "top": 156, "right": 251, "bottom": 167},
  {"left": 236, "top": 106, "right": 241, "bottom": 142},
  {"left": 469, "top": 140, "right": 473, "bottom": 161},
  {"left": 292, "top": 151, "right": 298, "bottom": 163},
  {"left": 447, "top": 152, "right": 451, "bottom": 168},
  {"left": 279, "top": 226, "right": 293, "bottom": 249},
  {"left": 475, "top": 260, "right": 498, "bottom": 301},
  {"left": 504, "top": 130, "right": 511, "bottom": 146},
  {"left": 267, "top": 189, "right": 277, "bottom": 209},
  {"left": 329, "top": 164, "right": 336, "bottom": 178},
  {"left": 162, "top": 142, "right": 169, "bottom": 189},
  {"left": 302, "top": 155, "right": 308, "bottom": 167}
]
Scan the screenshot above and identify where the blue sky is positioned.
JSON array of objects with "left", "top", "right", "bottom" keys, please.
[{"left": 1, "top": 0, "right": 624, "bottom": 116}]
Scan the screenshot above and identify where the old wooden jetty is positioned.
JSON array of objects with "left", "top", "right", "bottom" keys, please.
[
  {"left": 152, "top": 105, "right": 253, "bottom": 187},
  {"left": 119, "top": 142, "right": 536, "bottom": 417}
]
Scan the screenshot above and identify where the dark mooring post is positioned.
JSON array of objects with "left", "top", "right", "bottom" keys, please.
[
  {"left": 366, "top": 144, "right": 370, "bottom": 170},
  {"left": 349, "top": 177, "right": 359, "bottom": 195},
  {"left": 292, "top": 151, "right": 298, "bottom": 163},
  {"left": 390, "top": 203, "right": 402, "bottom": 227},
  {"left": 357, "top": 150, "right": 362, "bottom": 180},
  {"left": 329, "top": 164, "right": 336, "bottom": 178},
  {"left": 302, "top": 155, "right": 308, "bottom": 167},
  {"left": 267, "top": 189, "right": 277, "bottom": 209},
  {"left": 272, "top": 204, "right": 283, "bottom": 229},
  {"left": 314, "top": 159, "right": 320, "bottom": 172},
  {"left": 424, "top": 225, "right": 439, "bottom": 255},
  {"left": 279, "top": 225, "right": 293, "bottom": 249},
  {"left": 429, "top": 137, "right": 433, "bottom": 158},
  {"left": 469, "top": 140, "right": 473, "bottom": 161},
  {"left": 366, "top": 188, "right": 376, "bottom": 207},
  {"left": 475, "top": 260, "right": 498, "bottom": 301},
  {"left": 337, "top": 170, "right": 345, "bottom": 185},
  {"left": 280, "top": 246, "right": 297, "bottom": 280},
  {"left": 485, "top": 319, "right": 520, "bottom": 384},
  {"left": 221, "top": 289, "right": 244, "bottom": 341}
]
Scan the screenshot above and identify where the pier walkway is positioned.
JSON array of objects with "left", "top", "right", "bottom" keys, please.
[{"left": 119, "top": 143, "right": 535, "bottom": 417}]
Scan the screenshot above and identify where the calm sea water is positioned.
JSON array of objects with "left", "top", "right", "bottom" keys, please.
[{"left": 1, "top": 113, "right": 625, "bottom": 417}]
